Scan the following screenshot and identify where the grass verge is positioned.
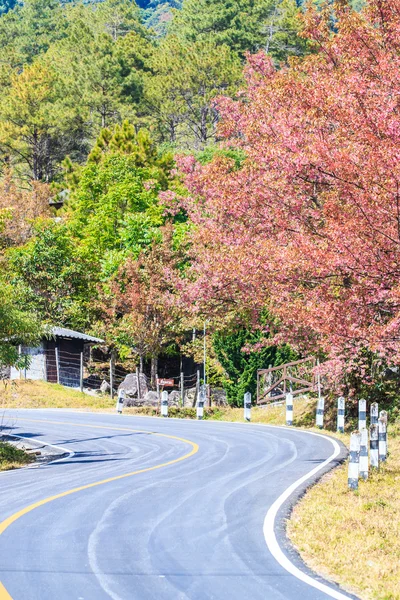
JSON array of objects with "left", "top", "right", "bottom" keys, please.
[
  {"left": 287, "top": 424, "right": 400, "bottom": 600},
  {"left": 0, "top": 441, "right": 35, "bottom": 471}
]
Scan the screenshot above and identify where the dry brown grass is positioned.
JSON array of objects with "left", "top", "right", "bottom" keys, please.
[
  {"left": 0, "top": 379, "right": 115, "bottom": 410},
  {"left": 287, "top": 424, "right": 400, "bottom": 600}
]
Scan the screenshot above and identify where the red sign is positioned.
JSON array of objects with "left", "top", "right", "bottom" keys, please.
[{"left": 157, "top": 378, "right": 175, "bottom": 387}]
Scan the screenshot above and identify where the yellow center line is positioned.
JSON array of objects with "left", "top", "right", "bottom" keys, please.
[{"left": 0, "top": 417, "right": 199, "bottom": 599}]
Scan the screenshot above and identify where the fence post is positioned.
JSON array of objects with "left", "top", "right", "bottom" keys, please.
[
  {"left": 285, "top": 392, "right": 293, "bottom": 426},
  {"left": 136, "top": 368, "right": 141, "bottom": 403},
  {"left": 244, "top": 392, "right": 251, "bottom": 422},
  {"left": 197, "top": 385, "right": 205, "bottom": 420},
  {"left": 378, "top": 417, "right": 387, "bottom": 462},
  {"left": 316, "top": 396, "right": 324, "bottom": 429},
  {"left": 110, "top": 352, "right": 115, "bottom": 399},
  {"left": 80, "top": 352, "right": 84, "bottom": 393},
  {"left": 370, "top": 423, "right": 379, "bottom": 469},
  {"left": 55, "top": 346, "right": 60, "bottom": 385},
  {"left": 180, "top": 372, "right": 184, "bottom": 408},
  {"left": 161, "top": 390, "right": 168, "bottom": 418},
  {"left": 358, "top": 399, "right": 367, "bottom": 431},
  {"left": 370, "top": 402, "right": 379, "bottom": 426},
  {"left": 337, "top": 396, "right": 345, "bottom": 433},
  {"left": 359, "top": 428, "right": 369, "bottom": 480},
  {"left": 348, "top": 431, "right": 361, "bottom": 490},
  {"left": 116, "top": 389, "right": 125, "bottom": 414}
]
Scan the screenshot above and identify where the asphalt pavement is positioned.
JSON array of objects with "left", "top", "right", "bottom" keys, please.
[{"left": 0, "top": 409, "right": 353, "bottom": 600}]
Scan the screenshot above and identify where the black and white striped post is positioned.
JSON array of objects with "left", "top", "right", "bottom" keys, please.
[
  {"left": 359, "top": 428, "right": 369, "bottom": 481},
  {"left": 161, "top": 390, "right": 169, "bottom": 418},
  {"left": 348, "top": 431, "right": 361, "bottom": 490},
  {"left": 244, "top": 392, "right": 251, "bottom": 422},
  {"left": 358, "top": 399, "right": 367, "bottom": 431},
  {"left": 380, "top": 410, "right": 388, "bottom": 452},
  {"left": 337, "top": 396, "right": 345, "bottom": 433},
  {"left": 370, "top": 423, "right": 379, "bottom": 469},
  {"left": 378, "top": 417, "right": 387, "bottom": 462},
  {"left": 197, "top": 385, "right": 205, "bottom": 420},
  {"left": 285, "top": 392, "right": 293, "bottom": 426},
  {"left": 116, "top": 389, "right": 125, "bottom": 414},
  {"left": 370, "top": 402, "right": 379, "bottom": 426}
]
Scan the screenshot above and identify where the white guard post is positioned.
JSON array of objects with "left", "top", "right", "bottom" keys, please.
[
  {"left": 370, "top": 402, "right": 379, "bottom": 426},
  {"left": 197, "top": 385, "right": 206, "bottom": 420},
  {"left": 378, "top": 417, "right": 387, "bottom": 462},
  {"left": 244, "top": 392, "right": 251, "bottom": 422},
  {"left": 358, "top": 399, "right": 367, "bottom": 431},
  {"left": 285, "top": 392, "right": 293, "bottom": 426},
  {"left": 359, "top": 428, "right": 369, "bottom": 480},
  {"left": 348, "top": 431, "right": 361, "bottom": 490},
  {"left": 161, "top": 391, "right": 169, "bottom": 418},
  {"left": 337, "top": 396, "right": 345, "bottom": 433},
  {"left": 370, "top": 423, "right": 379, "bottom": 469},
  {"left": 116, "top": 389, "right": 125, "bottom": 414},
  {"left": 316, "top": 396, "right": 324, "bottom": 429}
]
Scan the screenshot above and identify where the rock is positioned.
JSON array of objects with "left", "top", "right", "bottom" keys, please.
[
  {"left": 100, "top": 380, "right": 110, "bottom": 394},
  {"left": 142, "top": 391, "right": 160, "bottom": 406},
  {"left": 210, "top": 387, "right": 228, "bottom": 407},
  {"left": 118, "top": 373, "right": 149, "bottom": 402},
  {"left": 184, "top": 387, "right": 197, "bottom": 407},
  {"left": 168, "top": 390, "right": 181, "bottom": 406}
]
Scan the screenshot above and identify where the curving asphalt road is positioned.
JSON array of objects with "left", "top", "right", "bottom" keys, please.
[{"left": 0, "top": 409, "right": 353, "bottom": 600}]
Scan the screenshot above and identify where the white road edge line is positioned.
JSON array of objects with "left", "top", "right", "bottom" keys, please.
[{"left": 263, "top": 430, "right": 352, "bottom": 600}]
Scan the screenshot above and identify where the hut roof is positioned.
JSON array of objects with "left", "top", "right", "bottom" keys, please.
[{"left": 50, "top": 327, "right": 104, "bottom": 344}]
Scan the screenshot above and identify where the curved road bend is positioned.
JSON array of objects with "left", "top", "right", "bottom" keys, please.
[{"left": 0, "top": 410, "right": 350, "bottom": 600}]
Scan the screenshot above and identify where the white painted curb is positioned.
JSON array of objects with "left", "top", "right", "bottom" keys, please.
[{"left": 263, "top": 430, "right": 353, "bottom": 599}]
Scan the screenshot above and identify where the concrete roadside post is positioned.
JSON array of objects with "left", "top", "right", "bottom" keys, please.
[
  {"left": 371, "top": 402, "right": 379, "bottom": 426},
  {"left": 348, "top": 431, "right": 361, "bottom": 490},
  {"left": 161, "top": 390, "right": 169, "bottom": 418},
  {"left": 359, "top": 428, "right": 369, "bottom": 480},
  {"left": 316, "top": 396, "right": 324, "bottom": 429},
  {"left": 378, "top": 417, "right": 387, "bottom": 462},
  {"left": 197, "top": 385, "right": 205, "bottom": 420},
  {"left": 370, "top": 423, "right": 379, "bottom": 469},
  {"left": 380, "top": 410, "right": 388, "bottom": 452},
  {"left": 116, "top": 389, "right": 125, "bottom": 414},
  {"left": 358, "top": 399, "right": 367, "bottom": 431},
  {"left": 285, "top": 392, "right": 293, "bottom": 426},
  {"left": 337, "top": 396, "right": 345, "bottom": 433},
  {"left": 244, "top": 392, "right": 251, "bottom": 422}
]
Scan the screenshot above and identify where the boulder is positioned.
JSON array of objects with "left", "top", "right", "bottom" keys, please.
[
  {"left": 118, "top": 373, "right": 149, "bottom": 401},
  {"left": 142, "top": 391, "right": 160, "bottom": 407},
  {"left": 100, "top": 380, "right": 111, "bottom": 394},
  {"left": 184, "top": 386, "right": 197, "bottom": 407},
  {"left": 168, "top": 390, "right": 181, "bottom": 406},
  {"left": 211, "top": 387, "right": 228, "bottom": 407}
]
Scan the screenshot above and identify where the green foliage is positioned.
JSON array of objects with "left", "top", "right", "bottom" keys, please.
[
  {"left": 213, "top": 328, "right": 297, "bottom": 406},
  {"left": 7, "top": 221, "right": 97, "bottom": 330},
  {"left": 145, "top": 36, "right": 242, "bottom": 147},
  {"left": 170, "top": 0, "right": 307, "bottom": 60},
  {"left": 0, "top": 278, "right": 42, "bottom": 366},
  {"left": 67, "top": 124, "right": 172, "bottom": 260}
]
